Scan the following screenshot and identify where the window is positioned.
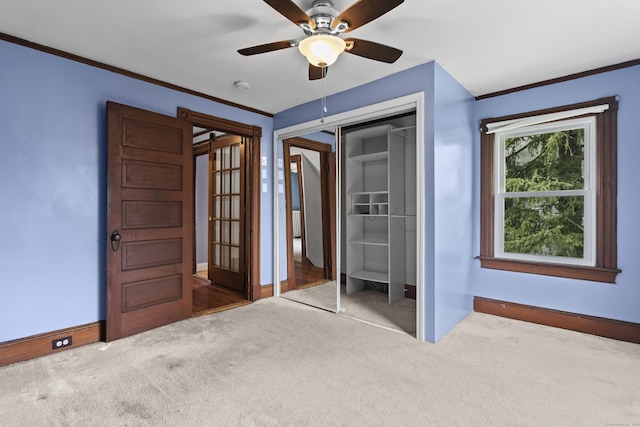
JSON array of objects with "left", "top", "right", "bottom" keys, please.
[
  {"left": 479, "top": 97, "right": 620, "bottom": 283},
  {"left": 497, "top": 117, "right": 595, "bottom": 265}
]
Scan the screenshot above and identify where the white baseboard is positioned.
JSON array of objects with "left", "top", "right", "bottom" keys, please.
[{"left": 196, "top": 262, "right": 208, "bottom": 272}]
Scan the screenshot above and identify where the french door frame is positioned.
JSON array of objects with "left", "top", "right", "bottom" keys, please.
[
  {"left": 178, "top": 108, "right": 262, "bottom": 301},
  {"left": 272, "top": 93, "right": 426, "bottom": 341}
]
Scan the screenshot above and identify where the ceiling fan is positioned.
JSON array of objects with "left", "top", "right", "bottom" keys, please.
[{"left": 238, "top": 0, "right": 404, "bottom": 80}]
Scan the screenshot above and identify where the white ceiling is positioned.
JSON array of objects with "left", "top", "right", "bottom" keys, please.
[{"left": 1, "top": 0, "right": 639, "bottom": 114}]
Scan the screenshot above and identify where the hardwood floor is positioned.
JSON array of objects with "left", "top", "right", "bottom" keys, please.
[
  {"left": 192, "top": 272, "right": 250, "bottom": 317},
  {"left": 293, "top": 261, "right": 327, "bottom": 289}
]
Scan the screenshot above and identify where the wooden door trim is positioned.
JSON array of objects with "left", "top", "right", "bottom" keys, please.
[
  {"left": 179, "top": 109, "right": 260, "bottom": 138},
  {"left": 282, "top": 150, "right": 295, "bottom": 291},
  {"left": 286, "top": 137, "right": 332, "bottom": 153},
  {"left": 290, "top": 154, "right": 311, "bottom": 265},
  {"left": 178, "top": 108, "right": 262, "bottom": 301},
  {"left": 192, "top": 141, "right": 210, "bottom": 274}
]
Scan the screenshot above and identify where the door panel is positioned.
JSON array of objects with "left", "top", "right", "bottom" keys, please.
[
  {"left": 121, "top": 239, "right": 183, "bottom": 270},
  {"left": 106, "top": 101, "right": 193, "bottom": 342},
  {"left": 122, "top": 201, "right": 182, "bottom": 229},
  {"left": 208, "top": 136, "right": 245, "bottom": 293}
]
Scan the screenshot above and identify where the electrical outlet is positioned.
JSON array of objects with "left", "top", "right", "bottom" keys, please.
[{"left": 51, "top": 336, "right": 72, "bottom": 350}]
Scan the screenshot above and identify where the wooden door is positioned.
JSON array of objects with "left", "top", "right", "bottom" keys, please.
[
  {"left": 208, "top": 135, "right": 246, "bottom": 293},
  {"left": 106, "top": 101, "right": 193, "bottom": 341}
]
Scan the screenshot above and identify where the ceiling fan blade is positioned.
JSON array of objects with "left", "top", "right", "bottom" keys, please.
[
  {"left": 309, "top": 64, "right": 328, "bottom": 80},
  {"left": 263, "top": 0, "right": 315, "bottom": 28},
  {"left": 238, "top": 40, "right": 294, "bottom": 56},
  {"left": 334, "top": 0, "right": 404, "bottom": 32},
  {"left": 344, "top": 38, "right": 402, "bottom": 63}
]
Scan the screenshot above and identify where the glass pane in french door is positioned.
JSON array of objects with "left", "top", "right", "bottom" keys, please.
[{"left": 211, "top": 142, "right": 241, "bottom": 272}]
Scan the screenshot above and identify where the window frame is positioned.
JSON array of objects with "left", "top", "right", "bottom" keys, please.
[{"left": 479, "top": 97, "right": 620, "bottom": 283}]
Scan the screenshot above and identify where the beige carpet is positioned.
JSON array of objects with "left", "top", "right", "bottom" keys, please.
[
  {"left": 1, "top": 297, "right": 639, "bottom": 426},
  {"left": 283, "top": 281, "right": 416, "bottom": 336}
]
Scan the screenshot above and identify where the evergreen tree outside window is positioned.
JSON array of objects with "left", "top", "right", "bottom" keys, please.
[{"left": 479, "top": 97, "right": 620, "bottom": 283}]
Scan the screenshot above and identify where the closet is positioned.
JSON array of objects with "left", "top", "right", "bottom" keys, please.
[{"left": 344, "top": 123, "right": 416, "bottom": 304}]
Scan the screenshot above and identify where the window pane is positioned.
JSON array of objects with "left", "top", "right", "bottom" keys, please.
[
  {"left": 504, "top": 196, "right": 584, "bottom": 258},
  {"left": 221, "top": 221, "right": 230, "bottom": 243},
  {"left": 222, "top": 196, "right": 230, "bottom": 219},
  {"left": 232, "top": 144, "right": 240, "bottom": 168},
  {"left": 230, "top": 247, "right": 239, "bottom": 272},
  {"left": 231, "top": 221, "right": 239, "bottom": 245},
  {"left": 214, "top": 172, "right": 221, "bottom": 194},
  {"left": 212, "top": 244, "right": 220, "bottom": 267},
  {"left": 222, "top": 171, "right": 231, "bottom": 194},
  {"left": 231, "top": 195, "right": 240, "bottom": 219},
  {"left": 213, "top": 148, "right": 221, "bottom": 171},
  {"left": 212, "top": 220, "right": 220, "bottom": 243},
  {"left": 221, "top": 245, "right": 229, "bottom": 269},
  {"left": 213, "top": 197, "right": 221, "bottom": 219},
  {"left": 231, "top": 169, "right": 240, "bottom": 193},
  {"left": 505, "top": 128, "right": 584, "bottom": 192},
  {"left": 222, "top": 146, "right": 231, "bottom": 169}
]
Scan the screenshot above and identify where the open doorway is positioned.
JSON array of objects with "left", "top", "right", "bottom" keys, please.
[
  {"left": 179, "top": 108, "right": 262, "bottom": 317},
  {"left": 281, "top": 137, "right": 336, "bottom": 297},
  {"left": 192, "top": 131, "right": 248, "bottom": 315}
]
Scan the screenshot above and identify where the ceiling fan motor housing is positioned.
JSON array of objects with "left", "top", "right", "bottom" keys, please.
[{"left": 303, "top": 0, "right": 347, "bottom": 35}]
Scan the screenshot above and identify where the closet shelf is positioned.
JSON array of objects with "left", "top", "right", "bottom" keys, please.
[
  {"left": 348, "top": 151, "right": 388, "bottom": 163},
  {"left": 349, "top": 238, "right": 389, "bottom": 246},
  {"left": 392, "top": 125, "right": 416, "bottom": 134},
  {"left": 348, "top": 270, "right": 389, "bottom": 284},
  {"left": 345, "top": 122, "right": 412, "bottom": 304},
  {"left": 350, "top": 191, "right": 389, "bottom": 215},
  {"left": 349, "top": 190, "right": 388, "bottom": 196}
]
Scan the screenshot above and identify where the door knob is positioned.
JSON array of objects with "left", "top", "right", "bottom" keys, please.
[{"left": 110, "top": 230, "right": 121, "bottom": 252}]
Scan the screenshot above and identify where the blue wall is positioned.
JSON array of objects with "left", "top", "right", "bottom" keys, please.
[
  {"left": 473, "top": 64, "right": 640, "bottom": 324},
  {"left": 0, "top": 40, "right": 273, "bottom": 342},
  {"left": 275, "top": 63, "right": 435, "bottom": 130},
  {"left": 431, "top": 64, "right": 476, "bottom": 340}
]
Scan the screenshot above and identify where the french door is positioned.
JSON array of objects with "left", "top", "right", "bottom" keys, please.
[{"left": 208, "top": 135, "right": 246, "bottom": 294}]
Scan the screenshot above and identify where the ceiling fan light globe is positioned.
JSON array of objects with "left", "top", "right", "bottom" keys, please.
[{"left": 298, "top": 35, "right": 345, "bottom": 67}]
